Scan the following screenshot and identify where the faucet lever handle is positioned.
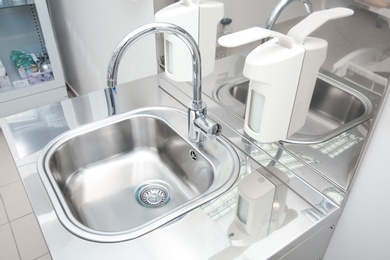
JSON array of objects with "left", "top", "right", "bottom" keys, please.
[{"left": 193, "top": 115, "right": 222, "bottom": 141}]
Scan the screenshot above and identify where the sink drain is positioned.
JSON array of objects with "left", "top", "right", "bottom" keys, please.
[{"left": 136, "top": 184, "right": 170, "bottom": 207}]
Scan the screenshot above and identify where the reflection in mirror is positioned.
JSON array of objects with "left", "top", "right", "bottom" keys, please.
[
  {"left": 154, "top": 0, "right": 388, "bottom": 214},
  {"left": 271, "top": 2, "right": 389, "bottom": 192},
  {"left": 274, "top": 1, "right": 390, "bottom": 91},
  {"left": 194, "top": 0, "right": 389, "bottom": 207}
]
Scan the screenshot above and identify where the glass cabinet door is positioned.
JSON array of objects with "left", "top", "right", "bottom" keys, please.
[{"left": 0, "top": 0, "right": 67, "bottom": 117}]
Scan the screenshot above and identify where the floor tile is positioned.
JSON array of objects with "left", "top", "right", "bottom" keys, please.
[
  {"left": 0, "top": 130, "right": 10, "bottom": 158},
  {"left": 324, "top": 43, "right": 357, "bottom": 71},
  {"left": 0, "top": 223, "right": 20, "bottom": 260},
  {"left": 318, "top": 29, "right": 350, "bottom": 49},
  {"left": 35, "top": 253, "right": 52, "bottom": 260},
  {"left": 10, "top": 213, "right": 48, "bottom": 260},
  {"left": 0, "top": 154, "right": 20, "bottom": 187},
  {"left": 350, "top": 33, "right": 390, "bottom": 50},
  {"left": 0, "top": 197, "right": 8, "bottom": 225},
  {"left": 0, "top": 181, "right": 32, "bottom": 221}
]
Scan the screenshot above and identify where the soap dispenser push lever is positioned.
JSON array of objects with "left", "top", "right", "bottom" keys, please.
[{"left": 218, "top": 8, "right": 354, "bottom": 143}]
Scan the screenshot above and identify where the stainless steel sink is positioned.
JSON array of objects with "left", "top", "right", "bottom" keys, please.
[
  {"left": 214, "top": 70, "right": 375, "bottom": 144},
  {"left": 37, "top": 107, "right": 240, "bottom": 242}
]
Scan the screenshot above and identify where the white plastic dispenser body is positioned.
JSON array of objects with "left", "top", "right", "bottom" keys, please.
[
  {"left": 218, "top": 8, "right": 354, "bottom": 143},
  {"left": 155, "top": 0, "right": 223, "bottom": 81},
  {"left": 244, "top": 36, "right": 306, "bottom": 142},
  {"left": 227, "top": 171, "right": 275, "bottom": 246}
]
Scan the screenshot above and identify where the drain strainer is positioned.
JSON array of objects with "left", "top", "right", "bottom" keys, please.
[{"left": 137, "top": 184, "right": 170, "bottom": 207}]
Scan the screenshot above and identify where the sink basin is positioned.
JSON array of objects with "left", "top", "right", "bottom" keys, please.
[
  {"left": 37, "top": 107, "right": 240, "bottom": 242},
  {"left": 214, "top": 70, "right": 374, "bottom": 144}
]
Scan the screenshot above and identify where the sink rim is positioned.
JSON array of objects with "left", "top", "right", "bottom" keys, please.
[
  {"left": 213, "top": 70, "right": 376, "bottom": 144},
  {"left": 37, "top": 107, "right": 240, "bottom": 242}
]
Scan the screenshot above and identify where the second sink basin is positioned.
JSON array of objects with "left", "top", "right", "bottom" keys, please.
[
  {"left": 214, "top": 70, "right": 375, "bottom": 144},
  {"left": 37, "top": 107, "right": 240, "bottom": 242}
]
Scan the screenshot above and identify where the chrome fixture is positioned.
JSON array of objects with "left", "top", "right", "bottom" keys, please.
[
  {"left": 265, "top": 0, "right": 313, "bottom": 30},
  {"left": 107, "top": 22, "right": 221, "bottom": 142}
]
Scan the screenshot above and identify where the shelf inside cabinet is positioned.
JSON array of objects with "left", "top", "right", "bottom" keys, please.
[
  {"left": 0, "top": 1, "right": 35, "bottom": 10},
  {"left": 0, "top": 4, "right": 48, "bottom": 89}
]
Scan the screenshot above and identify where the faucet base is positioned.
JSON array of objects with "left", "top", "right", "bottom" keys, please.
[{"left": 188, "top": 102, "right": 221, "bottom": 142}]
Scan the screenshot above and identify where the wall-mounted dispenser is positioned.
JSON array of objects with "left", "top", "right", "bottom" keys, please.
[
  {"left": 218, "top": 8, "right": 354, "bottom": 143},
  {"left": 155, "top": 0, "right": 223, "bottom": 81},
  {"left": 227, "top": 171, "right": 275, "bottom": 246},
  {"left": 226, "top": 166, "right": 291, "bottom": 247}
]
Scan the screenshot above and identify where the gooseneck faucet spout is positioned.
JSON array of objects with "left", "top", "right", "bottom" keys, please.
[
  {"left": 107, "top": 22, "right": 221, "bottom": 143},
  {"left": 265, "top": 0, "right": 313, "bottom": 30}
]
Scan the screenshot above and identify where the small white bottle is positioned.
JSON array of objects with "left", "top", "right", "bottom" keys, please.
[
  {"left": 216, "top": 18, "right": 233, "bottom": 59},
  {"left": 0, "top": 59, "right": 6, "bottom": 77}
]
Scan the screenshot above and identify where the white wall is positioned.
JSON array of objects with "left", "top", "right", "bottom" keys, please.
[
  {"left": 48, "top": 0, "right": 157, "bottom": 95},
  {"left": 208, "top": 0, "right": 346, "bottom": 30},
  {"left": 324, "top": 89, "right": 390, "bottom": 259},
  {"left": 48, "top": 0, "right": 348, "bottom": 96},
  {"left": 153, "top": 0, "right": 347, "bottom": 58},
  {"left": 154, "top": 0, "right": 328, "bottom": 33}
]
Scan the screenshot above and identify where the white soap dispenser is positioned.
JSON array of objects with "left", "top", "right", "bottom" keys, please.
[
  {"left": 155, "top": 0, "right": 224, "bottom": 81},
  {"left": 218, "top": 8, "right": 354, "bottom": 143},
  {"left": 227, "top": 171, "right": 276, "bottom": 246}
]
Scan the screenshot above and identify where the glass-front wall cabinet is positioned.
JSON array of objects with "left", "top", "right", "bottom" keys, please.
[{"left": 0, "top": 0, "right": 67, "bottom": 117}]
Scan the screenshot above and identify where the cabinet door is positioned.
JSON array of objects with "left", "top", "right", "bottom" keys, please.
[{"left": 0, "top": 0, "right": 67, "bottom": 117}]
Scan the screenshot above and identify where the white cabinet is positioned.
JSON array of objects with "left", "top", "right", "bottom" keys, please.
[{"left": 0, "top": 0, "right": 67, "bottom": 117}]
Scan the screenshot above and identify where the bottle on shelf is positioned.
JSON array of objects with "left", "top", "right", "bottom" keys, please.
[{"left": 216, "top": 17, "right": 233, "bottom": 59}]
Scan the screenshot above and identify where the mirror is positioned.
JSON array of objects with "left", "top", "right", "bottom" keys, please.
[{"left": 153, "top": 0, "right": 388, "bottom": 199}]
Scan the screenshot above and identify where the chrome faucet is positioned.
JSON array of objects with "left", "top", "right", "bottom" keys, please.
[
  {"left": 265, "top": 0, "right": 313, "bottom": 30},
  {"left": 107, "top": 22, "right": 221, "bottom": 143}
]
